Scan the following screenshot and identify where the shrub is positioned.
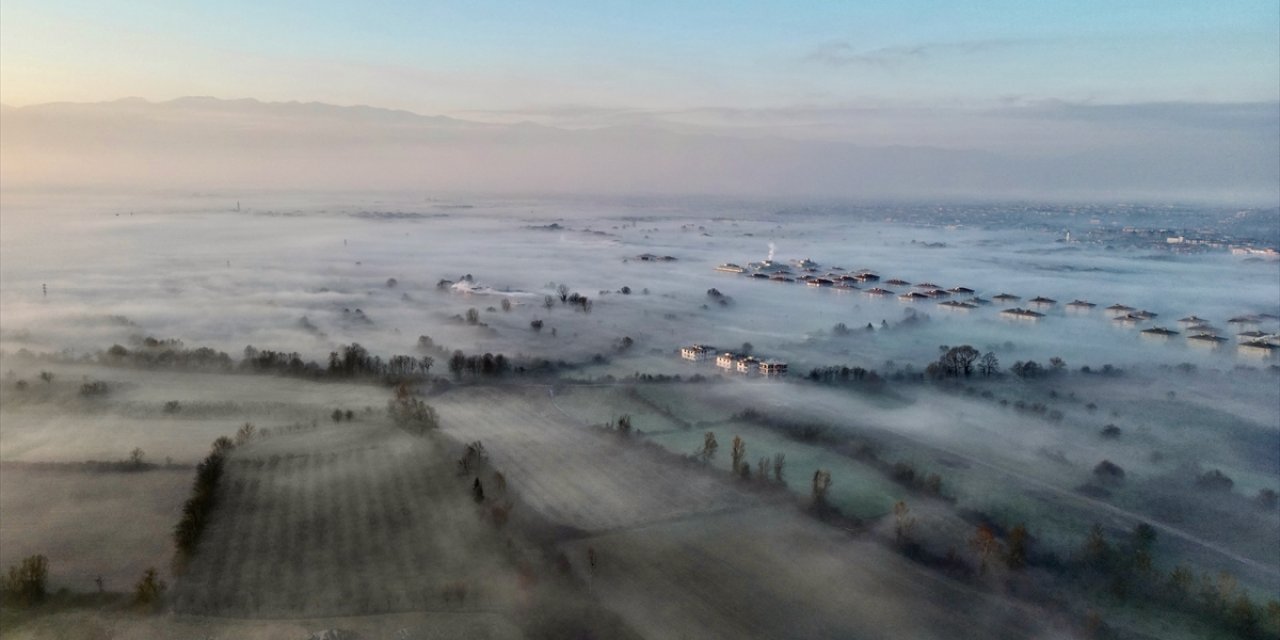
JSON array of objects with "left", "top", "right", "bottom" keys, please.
[{"left": 2, "top": 555, "right": 48, "bottom": 606}]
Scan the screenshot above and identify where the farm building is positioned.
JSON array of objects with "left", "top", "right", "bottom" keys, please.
[{"left": 758, "top": 361, "right": 788, "bottom": 375}]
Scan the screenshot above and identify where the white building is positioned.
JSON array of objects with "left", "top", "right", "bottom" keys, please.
[{"left": 680, "top": 345, "right": 715, "bottom": 361}]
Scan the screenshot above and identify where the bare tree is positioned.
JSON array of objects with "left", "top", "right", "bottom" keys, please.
[
  {"left": 501, "top": 298, "right": 512, "bottom": 312},
  {"left": 132, "top": 568, "right": 167, "bottom": 609},
  {"left": 129, "top": 447, "right": 146, "bottom": 467},
  {"left": 38, "top": 371, "right": 53, "bottom": 385},
  {"left": 465, "top": 307, "right": 480, "bottom": 325},
  {"left": 730, "top": 436, "right": 746, "bottom": 475},
  {"left": 939, "top": 345, "right": 980, "bottom": 377},
  {"left": 557, "top": 284, "right": 570, "bottom": 303},
  {"left": 772, "top": 453, "right": 786, "bottom": 483},
  {"left": 978, "top": 351, "right": 1000, "bottom": 376},
  {"left": 893, "top": 501, "right": 916, "bottom": 544},
  {"left": 811, "top": 469, "right": 832, "bottom": 506},
  {"left": 697, "top": 431, "right": 718, "bottom": 463},
  {"left": 969, "top": 524, "right": 1001, "bottom": 574},
  {"left": 543, "top": 295, "right": 555, "bottom": 310},
  {"left": 1005, "top": 524, "right": 1030, "bottom": 570}
]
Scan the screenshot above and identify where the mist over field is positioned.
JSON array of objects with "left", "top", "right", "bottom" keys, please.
[
  {"left": 0, "top": 190, "right": 1277, "bottom": 639},
  {"left": 3, "top": 0, "right": 1280, "bottom": 637}
]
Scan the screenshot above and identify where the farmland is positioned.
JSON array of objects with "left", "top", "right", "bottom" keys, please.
[
  {"left": 169, "top": 423, "right": 511, "bottom": 617},
  {"left": 431, "top": 385, "right": 1062, "bottom": 639}
]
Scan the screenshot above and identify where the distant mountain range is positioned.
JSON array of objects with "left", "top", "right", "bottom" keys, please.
[{"left": 2, "top": 97, "right": 1276, "bottom": 203}]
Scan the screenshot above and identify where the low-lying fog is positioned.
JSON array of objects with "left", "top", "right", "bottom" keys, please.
[{"left": 1, "top": 190, "right": 1276, "bottom": 639}]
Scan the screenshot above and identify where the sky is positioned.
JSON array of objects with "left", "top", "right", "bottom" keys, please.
[
  {"left": 2, "top": 0, "right": 1277, "bottom": 119},
  {"left": 1, "top": 1, "right": 1277, "bottom": 201}
]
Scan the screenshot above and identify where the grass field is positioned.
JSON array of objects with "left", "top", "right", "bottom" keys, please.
[{"left": 0, "top": 464, "right": 190, "bottom": 593}]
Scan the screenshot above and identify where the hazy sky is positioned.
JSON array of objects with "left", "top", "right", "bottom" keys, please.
[{"left": 2, "top": 0, "right": 1277, "bottom": 120}]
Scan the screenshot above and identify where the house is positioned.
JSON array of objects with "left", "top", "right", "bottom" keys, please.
[
  {"left": 853, "top": 272, "right": 880, "bottom": 283},
  {"left": 1238, "top": 341, "right": 1278, "bottom": 358},
  {"left": 1227, "top": 315, "right": 1260, "bottom": 330},
  {"left": 749, "top": 260, "right": 793, "bottom": 273},
  {"left": 898, "top": 291, "right": 930, "bottom": 302},
  {"left": 1187, "top": 333, "right": 1227, "bottom": 348},
  {"left": 924, "top": 288, "right": 951, "bottom": 298},
  {"left": 1112, "top": 314, "right": 1145, "bottom": 326},
  {"left": 1132, "top": 310, "right": 1158, "bottom": 320},
  {"left": 864, "top": 287, "right": 895, "bottom": 296},
  {"left": 1066, "top": 300, "right": 1097, "bottom": 311},
  {"left": 993, "top": 293, "right": 1020, "bottom": 302},
  {"left": 791, "top": 258, "right": 819, "bottom": 270},
  {"left": 736, "top": 356, "right": 760, "bottom": 373},
  {"left": 833, "top": 283, "right": 859, "bottom": 292},
  {"left": 1177, "top": 315, "right": 1208, "bottom": 327},
  {"left": 885, "top": 279, "right": 911, "bottom": 286},
  {"left": 1237, "top": 330, "right": 1267, "bottom": 339},
  {"left": 1186, "top": 324, "right": 1221, "bottom": 335},
  {"left": 807, "top": 278, "right": 835, "bottom": 287},
  {"left": 969, "top": 297, "right": 992, "bottom": 305},
  {"left": 716, "top": 352, "right": 738, "bottom": 369},
  {"left": 769, "top": 274, "right": 794, "bottom": 283},
  {"left": 1105, "top": 303, "right": 1135, "bottom": 315},
  {"left": 939, "top": 300, "right": 977, "bottom": 311},
  {"left": 715, "top": 263, "right": 746, "bottom": 273},
  {"left": 636, "top": 253, "right": 677, "bottom": 262},
  {"left": 1140, "top": 327, "right": 1179, "bottom": 340},
  {"left": 1001, "top": 308, "right": 1045, "bottom": 321},
  {"left": 750, "top": 272, "right": 771, "bottom": 279},
  {"left": 948, "top": 286, "right": 976, "bottom": 295},
  {"left": 1029, "top": 296, "right": 1057, "bottom": 307},
  {"left": 915, "top": 282, "right": 940, "bottom": 289},
  {"left": 758, "top": 361, "right": 788, "bottom": 375},
  {"left": 680, "top": 345, "right": 715, "bottom": 361}
]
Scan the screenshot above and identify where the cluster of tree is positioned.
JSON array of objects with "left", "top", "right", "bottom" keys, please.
[
  {"left": 447, "top": 350, "right": 511, "bottom": 379},
  {"left": 1005, "top": 399, "right": 1065, "bottom": 422},
  {"left": 1074, "top": 523, "right": 1279, "bottom": 638},
  {"left": 605, "top": 414, "right": 634, "bottom": 437},
  {"left": 101, "top": 341, "right": 235, "bottom": 371},
  {"left": 805, "top": 365, "right": 884, "bottom": 387},
  {"left": 546, "top": 284, "right": 592, "bottom": 313},
  {"left": 706, "top": 288, "right": 732, "bottom": 307},
  {"left": 2, "top": 555, "right": 48, "bottom": 607},
  {"left": 387, "top": 384, "right": 439, "bottom": 434},
  {"left": 1195, "top": 468, "right": 1235, "bottom": 492},
  {"left": 1009, "top": 357, "right": 1067, "bottom": 379},
  {"left": 925, "top": 345, "right": 982, "bottom": 378},
  {"left": 890, "top": 461, "right": 945, "bottom": 496},
  {"left": 79, "top": 380, "right": 109, "bottom": 397},
  {"left": 173, "top": 436, "right": 235, "bottom": 572},
  {"left": 240, "top": 346, "right": 321, "bottom": 376},
  {"left": 133, "top": 568, "right": 167, "bottom": 610}
]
